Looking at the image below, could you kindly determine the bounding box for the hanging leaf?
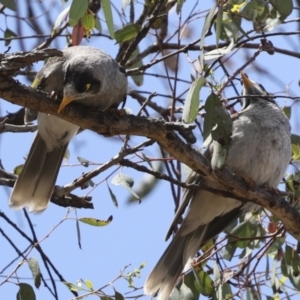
[269,0,293,21]
[77,156,90,167]
[203,93,232,169]
[114,24,141,43]
[76,218,81,249]
[69,0,88,27]
[176,0,185,14]
[102,0,115,38]
[14,164,24,175]
[215,5,223,46]
[17,283,36,300]
[85,279,93,290]
[0,0,16,11]
[182,76,206,123]
[193,269,214,296]
[199,5,217,68]
[4,28,17,46]
[107,185,118,207]
[53,6,70,32]
[81,11,96,35]
[27,258,41,289]
[122,0,131,13]
[79,215,113,227]
[282,106,291,119]
[204,40,235,60]
[129,47,144,86]
[115,291,125,300]
[112,174,141,200]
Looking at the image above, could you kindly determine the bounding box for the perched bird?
[144,73,291,300]
[9,45,127,213]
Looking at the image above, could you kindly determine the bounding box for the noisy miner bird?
[144,72,291,300]
[9,45,127,213]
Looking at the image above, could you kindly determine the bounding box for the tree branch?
[0,67,299,242]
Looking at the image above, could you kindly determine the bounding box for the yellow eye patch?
[85,83,91,91]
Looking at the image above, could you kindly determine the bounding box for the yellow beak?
[240,72,253,90]
[58,96,75,113]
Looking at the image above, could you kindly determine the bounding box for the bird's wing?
[165,147,212,241]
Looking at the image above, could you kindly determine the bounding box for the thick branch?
[0,76,299,241]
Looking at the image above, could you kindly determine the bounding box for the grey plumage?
[9,46,128,213]
[144,73,291,300]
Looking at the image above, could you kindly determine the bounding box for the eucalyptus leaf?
[182,76,206,123]
[79,216,113,227]
[69,0,88,27]
[112,174,141,200]
[102,0,115,38]
[27,258,41,289]
[17,283,36,300]
[114,24,141,43]
[0,0,16,11]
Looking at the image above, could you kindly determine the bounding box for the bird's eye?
[85,83,91,91]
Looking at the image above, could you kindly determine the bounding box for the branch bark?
[0,69,299,242]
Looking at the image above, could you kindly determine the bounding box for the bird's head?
[240,71,275,110]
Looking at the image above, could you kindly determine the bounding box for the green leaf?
[228,221,251,249]
[182,76,206,123]
[210,139,227,169]
[0,0,16,11]
[107,184,118,207]
[213,261,221,284]
[269,0,293,21]
[267,236,285,255]
[122,0,131,13]
[27,258,41,289]
[215,6,223,46]
[203,93,231,141]
[115,291,124,300]
[114,24,141,43]
[112,174,141,200]
[222,242,237,261]
[63,281,78,292]
[85,279,93,290]
[204,40,235,60]
[64,147,70,161]
[4,28,17,46]
[203,93,232,169]
[179,282,195,300]
[94,16,102,32]
[53,6,70,32]
[81,12,96,32]
[283,245,300,290]
[282,106,291,119]
[181,271,200,299]
[79,215,113,227]
[292,144,300,161]
[14,164,24,175]
[215,282,232,300]
[193,269,214,296]
[77,156,90,167]
[271,258,281,293]
[176,0,185,14]
[291,134,300,145]
[17,283,36,300]
[76,218,81,249]
[199,5,217,68]
[69,0,88,27]
[129,47,144,86]
[102,0,115,38]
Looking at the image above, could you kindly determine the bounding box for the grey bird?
[144,73,291,300]
[9,45,127,213]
